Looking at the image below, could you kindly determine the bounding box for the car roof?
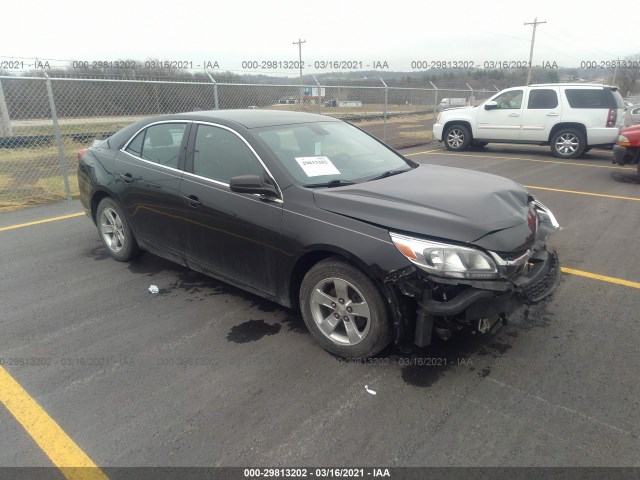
[104,109,342,149]
[172,109,341,129]
[529,83,616,89]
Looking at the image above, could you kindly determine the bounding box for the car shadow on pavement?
[123,250,310,336]
[610,170,640,184]
[88,243,555,388]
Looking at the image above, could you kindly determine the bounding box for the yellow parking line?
[406,149,635,171]
[405,149,442,156]
[0,212,85,232]
[524,185,640,201]
[0,366,107,480]
[561,267,640,289]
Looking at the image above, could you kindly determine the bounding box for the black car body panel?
[78,110,561,354]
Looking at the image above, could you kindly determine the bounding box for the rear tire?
[299,258,392,359]
[550,128,586,159]
[443,124,471,151]
[96,197,141,262]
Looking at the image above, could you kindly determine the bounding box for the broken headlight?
[390,232,499,279]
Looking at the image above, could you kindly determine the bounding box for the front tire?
[443,124,471,151]
[96,197,141,262]
[550,128,586,159]
[299,258,392,359]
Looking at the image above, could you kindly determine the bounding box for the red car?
[613,125,640,175]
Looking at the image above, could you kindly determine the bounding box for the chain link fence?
[0,76,497,210]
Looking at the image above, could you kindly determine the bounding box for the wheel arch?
[288,246,388,313]
[90,189,114,224]
[548,122,587,144]
[443,120,474,139]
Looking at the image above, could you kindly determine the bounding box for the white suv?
[433,83,625,159]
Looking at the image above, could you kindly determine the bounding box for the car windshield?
[254,122,412,186]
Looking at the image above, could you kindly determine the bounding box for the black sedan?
[78,110,561,358]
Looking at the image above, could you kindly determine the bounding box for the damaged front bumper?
[386,249,561,347]
[613,145,640,165]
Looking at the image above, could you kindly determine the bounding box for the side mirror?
[229,175,279,198]
[484,101,498,110]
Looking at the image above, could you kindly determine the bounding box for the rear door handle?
[183,195,202,208]
[508,113,520,117]
[547,112,560,116]
[119,173,134,184]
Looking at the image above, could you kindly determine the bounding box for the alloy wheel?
[100,207,125,253]
[447,128,466,149]
[554,133,580,156]
[309,277,371,345]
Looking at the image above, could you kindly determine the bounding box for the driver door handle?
[183,195,202,208]
[119,173,134,184]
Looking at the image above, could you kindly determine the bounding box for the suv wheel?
[443,124,471,151]
[96,197,141,262]
[299,258,392,359]
[550,128,586,159]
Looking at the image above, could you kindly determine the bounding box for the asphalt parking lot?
[1,143,639,475]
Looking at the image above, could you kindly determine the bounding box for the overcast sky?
[3,0,637,74]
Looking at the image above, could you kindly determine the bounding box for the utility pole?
[293,38,306,107]
[612,58,620,86]
[524,17,546,85]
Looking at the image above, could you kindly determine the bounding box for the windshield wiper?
[368,167,412,181]
[303,179,357,188]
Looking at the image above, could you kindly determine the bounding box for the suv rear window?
[565,89,616,109]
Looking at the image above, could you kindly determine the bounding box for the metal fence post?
[465,83,473,106]
[430,81,439,141]
[312,75,322,115]
[206,72,219,109]
[0,79,12,136]
[380,78,388,142]
[45,76,72,201]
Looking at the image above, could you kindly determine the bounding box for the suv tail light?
[606,108,617,128]
[77,148,88,162]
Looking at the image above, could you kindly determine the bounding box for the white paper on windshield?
[295,156,340,177]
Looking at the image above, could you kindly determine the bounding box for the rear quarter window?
[565,89,614,109]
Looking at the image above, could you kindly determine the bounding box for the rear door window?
[527,89,558,109]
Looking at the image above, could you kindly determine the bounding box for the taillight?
[77,148,88,162]
[606,108,616,128]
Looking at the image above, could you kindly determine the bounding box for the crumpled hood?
[313,165,536,252]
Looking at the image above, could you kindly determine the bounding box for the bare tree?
[617,53,640,97]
